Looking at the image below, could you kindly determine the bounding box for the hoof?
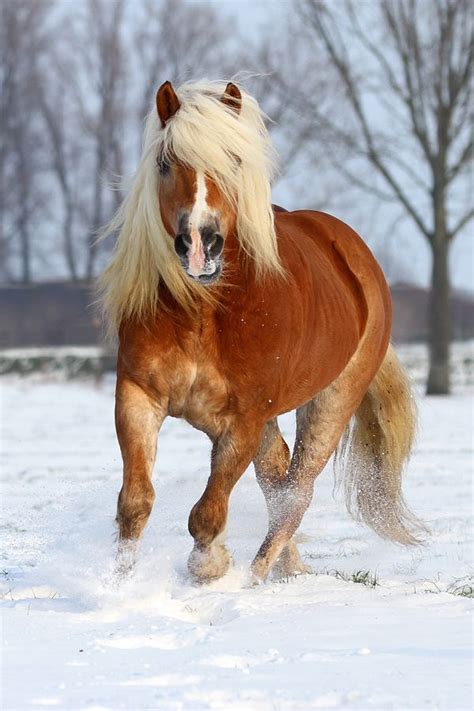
[272,560,313,580]
[114,540,138,580]
[249,571,265,587]
[272,540,312,580]
[251,539,312,582]
[188,542,232,583]
[250,556,269,584]
[114,559,135,580]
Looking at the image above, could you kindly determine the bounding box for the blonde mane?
[99,80,282,331]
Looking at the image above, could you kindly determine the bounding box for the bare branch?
[450,208,474,239]
[298,0,432,238]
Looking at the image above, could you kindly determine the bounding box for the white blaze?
[189,172,209,231]
[187,172,210,277]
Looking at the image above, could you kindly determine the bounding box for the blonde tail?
[335,345,426,545]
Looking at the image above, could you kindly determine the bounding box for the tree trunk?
[19,216,31,284]
[426,237,451,395]
[86,142,105,281]
[64,197,78,282]
[86,183,101,281]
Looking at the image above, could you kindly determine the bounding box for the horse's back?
[275,208,391,335]
[276,209,388,289]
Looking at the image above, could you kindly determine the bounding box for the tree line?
[0,0,472,394]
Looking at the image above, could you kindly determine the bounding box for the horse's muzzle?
[175,227,224,284]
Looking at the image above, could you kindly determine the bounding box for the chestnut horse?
[100,80,423,583]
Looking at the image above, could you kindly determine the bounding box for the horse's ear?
[221,82,242,115]
[156,81,180,127]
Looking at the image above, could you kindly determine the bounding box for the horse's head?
[155,81,241,285]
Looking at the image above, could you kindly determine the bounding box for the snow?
[1,374,472,710]
[0,347,103,360]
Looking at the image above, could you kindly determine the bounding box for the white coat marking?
[189,172,209,231]
[187,172,216,277]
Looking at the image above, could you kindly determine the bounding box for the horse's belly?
[278,335,359,413]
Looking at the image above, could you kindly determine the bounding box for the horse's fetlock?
[188,495,227,545]
[117,481,155,539]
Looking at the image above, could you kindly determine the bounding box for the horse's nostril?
[176,229,224,274]
[175,234,188,258]
[209,233,224,258]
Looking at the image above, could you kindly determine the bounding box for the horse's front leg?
[115,376,165,575]
[188,423,262,583]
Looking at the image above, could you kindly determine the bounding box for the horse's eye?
[157,157,171,177]
[231,154,241,172]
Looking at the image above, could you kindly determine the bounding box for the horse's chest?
[165,357,230,432]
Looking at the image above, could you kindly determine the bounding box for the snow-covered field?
[1,373,472,710]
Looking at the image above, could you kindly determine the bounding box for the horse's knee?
[117,480,155,539]
[188,491,227,546]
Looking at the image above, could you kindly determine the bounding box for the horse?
[100,79,424,584]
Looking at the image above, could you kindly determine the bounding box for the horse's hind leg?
[251,387,360,582]
[254,419,311,578]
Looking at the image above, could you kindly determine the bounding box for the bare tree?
[36,39,81,282]
[0,0,55,283]
[70,0,127,280]
[237,17,345,211]
[296,0,473,394]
